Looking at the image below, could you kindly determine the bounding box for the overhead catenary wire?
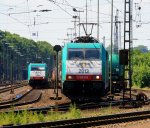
[105,0,137,23]
[0,1,25,8]
[0,12,28,26]
[48,0,73,17]
[1,0,150,49]
[26,0,32,39]
[0,0,148,26]
[49,0,112,17]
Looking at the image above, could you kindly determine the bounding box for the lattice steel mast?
[124,0,133,100]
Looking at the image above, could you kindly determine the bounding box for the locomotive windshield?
[31,67,45,71]
[68,49,84,60]
[85,49,100,59]
[68,49,100,60]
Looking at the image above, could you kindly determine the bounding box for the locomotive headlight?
[68,75,72,79]
[93,75,102,80]
[66,75,75,80]
[96,76,100,80]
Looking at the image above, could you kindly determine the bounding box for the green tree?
[132,50,150,87]
[0,30,55,80]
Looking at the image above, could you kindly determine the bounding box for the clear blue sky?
[0,0,150,49]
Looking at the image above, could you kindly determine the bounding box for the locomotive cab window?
[85,49,100,59]
[68,48,100,60]
[31,67,45,71]
[68,49,84,60]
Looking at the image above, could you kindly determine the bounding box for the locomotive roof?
[72,36,99,43]
[64,36,104,48]
[66,43,102,49]
[28,63,47,66]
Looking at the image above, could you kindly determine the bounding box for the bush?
[132,51,150,87]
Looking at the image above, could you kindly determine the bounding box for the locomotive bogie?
[62,81,105,96]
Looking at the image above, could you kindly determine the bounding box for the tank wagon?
[28,63,48,87]
[111,54,123,92]
[61,36,109,96]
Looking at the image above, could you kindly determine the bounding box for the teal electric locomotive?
[61,36,109,96]
[28,63,48,87]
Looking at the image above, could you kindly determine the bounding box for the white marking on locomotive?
[30,71,45,77]
[66,60,102,75]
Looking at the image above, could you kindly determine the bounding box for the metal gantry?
[124,0,133,100]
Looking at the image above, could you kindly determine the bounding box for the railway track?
[0,89,42,109]
[0,83,27,94]
[0,82,10,88]
[0,89,32,105]
[0,88,150,127]
[4,97,149,115]
[4,110,150,128]
[0,87,148,113]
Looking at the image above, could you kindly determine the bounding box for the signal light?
[119,50,128,65]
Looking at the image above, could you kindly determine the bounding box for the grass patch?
[132,85,150,91]
[0,104,81,126]
[0,104,125,126]
[81,105,122,118]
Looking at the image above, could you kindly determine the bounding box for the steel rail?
[4,110,150,128]
[2,98,149,115]
[0,90,42,109]
[0,89,32,105]
[0,83,27,93]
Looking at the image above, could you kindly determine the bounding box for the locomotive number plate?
[78,68,89,74]
[35,71,42,76]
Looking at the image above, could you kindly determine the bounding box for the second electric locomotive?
[28,63,48,87]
